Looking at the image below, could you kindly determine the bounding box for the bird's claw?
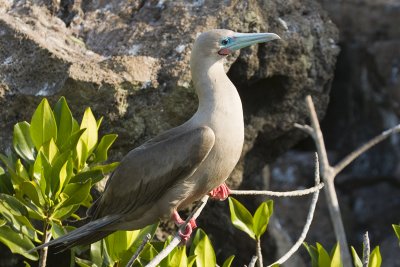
[172,210,197,243]
[209,182,231,200]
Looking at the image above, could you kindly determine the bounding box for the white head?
[191,29,280,63]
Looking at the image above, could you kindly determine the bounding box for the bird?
[30,29,280,251]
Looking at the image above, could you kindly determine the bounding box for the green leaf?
[13,122,35,162]
[21,181,45,207]
[42,138,59,164]
[222,255,235,267]
[30,98,57,150]
[369,246,382,267]
[93,134,118,163]
[51,204,79,221]
[60,129,86,153]
[92,162,119,175]
[0,193,28,217]
[253,200,273,239]
[0,225,38,260]
[351,247,362,267]
[193,229,216,267]
[75,257,97,267]
[76,137,88,170]
[15,159,29,181]
[316,243,331,267]
[304,243,319,267]
[90,241,104,267]
[105,230,140,262]
[56,179,92,209]
[0,170,14,195]
[54,97,74,147]
[34,152,52,196]
[80,107,98,154]
[96,117,103,130]
[228,197,255,239]
[170,246,187,267]
[330,243,342,267]
[69,169,103,184]
[187,255,197,267]
[393,224,400,243]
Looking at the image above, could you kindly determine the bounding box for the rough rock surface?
[0,0,339,266]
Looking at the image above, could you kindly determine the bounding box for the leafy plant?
[351,246,382,267]
[304,242,342,267]
[228,197,273,267]
[0,97,118,265]
[304,242,382,267]
[228,197,273,240]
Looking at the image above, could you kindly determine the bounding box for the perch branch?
[267,153,321,267]
[126,233,152,267]
[362,232,370,267]
[145,195,209,267]
[38,220,52,267]
[230,183,323,197]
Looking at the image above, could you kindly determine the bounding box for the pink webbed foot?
[172,210,197,242]
[209,182,231,200]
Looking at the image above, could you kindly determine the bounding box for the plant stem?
[38,220,51,267]
[256,238,263,267]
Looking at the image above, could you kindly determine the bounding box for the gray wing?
[89,125,215,219]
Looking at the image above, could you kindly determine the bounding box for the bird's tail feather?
[28,216,119,253]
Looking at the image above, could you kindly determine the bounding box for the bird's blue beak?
[218,32,280,55]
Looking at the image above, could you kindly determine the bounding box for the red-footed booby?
[30,29,280,251]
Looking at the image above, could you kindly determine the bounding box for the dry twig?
[267,153,321,267]
[126,233,152,267]
[362,232,370,267]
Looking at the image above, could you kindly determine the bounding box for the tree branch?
[295,95,352,266]
[248,256,258,267]
[256,238,263,267]
[230,183,323,197]
[126,233,152,267]
[267,153,321,267]
[333,124,400,176]
[145,195,209,267]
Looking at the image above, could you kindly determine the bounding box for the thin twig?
[362,232,370,267]
[256,238,263,267]
[333,124,400,176]
[267,153,321,267]
[126,233,152,267]
[248,256,258,267]
[145,195,209,267]
[296,96,352,266]
[230,183,323,197]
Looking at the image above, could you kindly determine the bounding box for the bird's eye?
[221,37,231,46]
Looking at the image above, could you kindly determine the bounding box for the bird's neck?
[190,57,243,125]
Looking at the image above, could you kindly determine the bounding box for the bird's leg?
[209,182,231,200]
[172,210,197,241]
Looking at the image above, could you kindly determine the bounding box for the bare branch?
[294,123,314,136]
[126,233,152,267]
[145,196,209,267]
[362,232,370,267]
[296,96,352,266]
[248,256,258,267]
[267,153,320,267]
[333,124,400,175]
[230,183,323,197]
